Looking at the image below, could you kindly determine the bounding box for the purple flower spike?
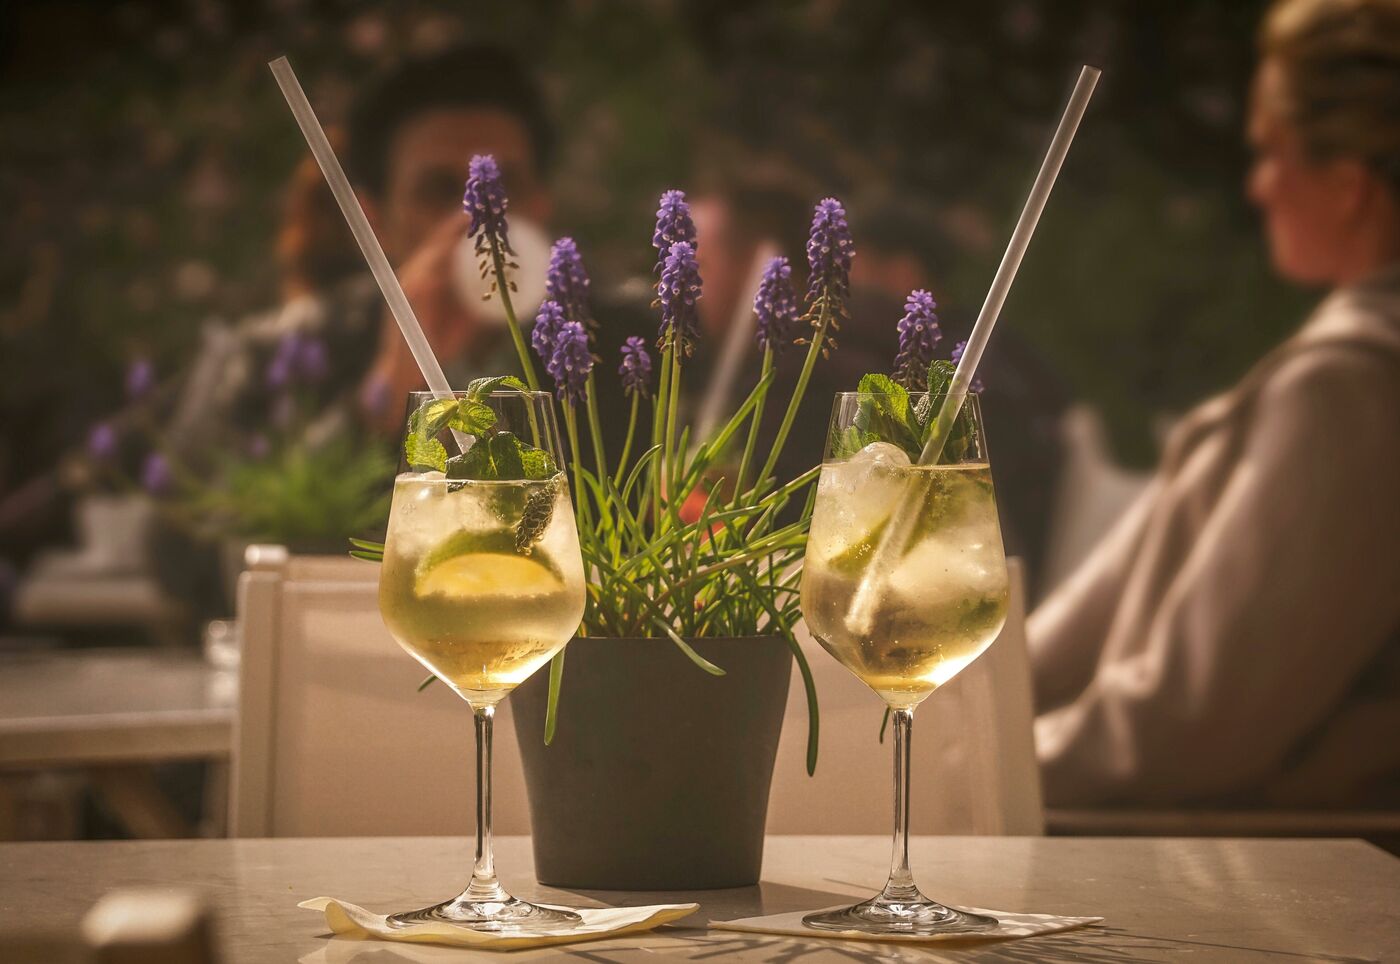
[547,320,593,405]
[894,289,941,388]
[87,422,119,462]
[546,237,592,331]
[754,256,800,353]
[125,358,156,401]
[658,241,702,355]
[652,190,696,273]
[141,452,173,496]
[266,332,300,390]
[247,434,272,460]
[805,197,855,303]
[951,339,985,392]
[296,336,329,384]
[463,154,512,254]
[532,300,567,367]
[619,336,653,398]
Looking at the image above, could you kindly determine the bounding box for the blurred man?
[1031,0,1400,810]
[167,44,555,451]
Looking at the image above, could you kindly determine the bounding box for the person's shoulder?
[1258,335,1400,435]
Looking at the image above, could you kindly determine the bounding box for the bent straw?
[845,65,1101,634]
[269,56,465,445]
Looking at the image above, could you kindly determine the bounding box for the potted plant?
[357,157,853,889]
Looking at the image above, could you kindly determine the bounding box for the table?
[2,836,1396,962]
[0,649,235,838]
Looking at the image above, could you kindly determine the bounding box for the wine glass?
[378,390,585,932]
[800,392,1008,935]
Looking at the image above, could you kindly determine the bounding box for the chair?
[233,547,1041,840]
[1039,405,1154,596]
[230,547,532,837]
[766,559,1043,835]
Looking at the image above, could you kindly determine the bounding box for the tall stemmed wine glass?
[378,390,585,932]
[800,392,1008,935]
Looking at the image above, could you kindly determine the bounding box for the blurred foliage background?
[1,0,1310,488]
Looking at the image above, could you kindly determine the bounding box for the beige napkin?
[300,897,697,951]
[712,904,1102,944]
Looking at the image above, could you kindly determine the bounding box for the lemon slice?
[413,528,562,598]
[415,552,562,599]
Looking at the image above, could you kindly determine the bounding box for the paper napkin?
[301,897,697,951]
[712,904,1102,944]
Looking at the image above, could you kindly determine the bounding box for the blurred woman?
[1031,0,1400,808]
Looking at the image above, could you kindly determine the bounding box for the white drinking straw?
[268,56,457,405]
[845,65,1101,634]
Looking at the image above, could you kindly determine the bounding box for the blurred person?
[167,44,555,451]
[1031,0,1400,809]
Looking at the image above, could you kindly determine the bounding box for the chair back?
[230,547,531,837]
[766,558,1043,835]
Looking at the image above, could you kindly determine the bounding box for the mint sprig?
[847,360,979,463]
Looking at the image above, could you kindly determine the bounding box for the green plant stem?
[755,296,835,489]
[489,244,540,391]
[649,347,673,525]
[612,395,640,489]
[584,372,608,480]
[544,648,566,745]
[562,406,591,533]
[664,346,683,500]
[732,348,773,503]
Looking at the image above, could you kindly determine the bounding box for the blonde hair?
[1261,0,1400,190]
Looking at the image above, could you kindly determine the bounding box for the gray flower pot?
[512,635,792,890]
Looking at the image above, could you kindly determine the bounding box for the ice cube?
[814,442,916,556]
[851,440,912,470]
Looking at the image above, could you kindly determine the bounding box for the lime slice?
[414,529,562,598]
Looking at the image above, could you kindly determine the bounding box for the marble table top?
[1,835,1396,962]
[0,648,234,768]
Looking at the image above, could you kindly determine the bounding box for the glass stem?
[882,706,919,902]
[466,704,505,903]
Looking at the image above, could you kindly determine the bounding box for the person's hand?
[361,214,481,430]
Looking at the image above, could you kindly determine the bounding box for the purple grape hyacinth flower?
[658,241,702,356]
[125,358,156,401]
[532,300,567,367]
[951,339,985,392]
[894,289,941,388]
[652,190,696,273]
[545,237,591,330]
[619,336,653,398]
[805,197,855,304]
[265,333,300,390]
[141,452,173,496]
[87,422,119,462]
[754,256,800,353]
[463,154,512,255]
[547,320,593,405]
[296,336,329,384]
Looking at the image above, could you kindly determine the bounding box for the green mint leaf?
[405,433,447,473]
[854,373,919,457]
[450,400,497,436]
[520,446,558,480]
[831,425,878,460]
[446,431,534,481]
[925,359,955,397]
[404,397,458,472]
[466,375,529,400]
[486,431,526,479]
[920,359,978,463]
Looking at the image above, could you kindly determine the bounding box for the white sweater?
[1031,267,1400,808]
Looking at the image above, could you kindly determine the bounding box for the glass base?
[804,893,997,936]
[388,894,581,934]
